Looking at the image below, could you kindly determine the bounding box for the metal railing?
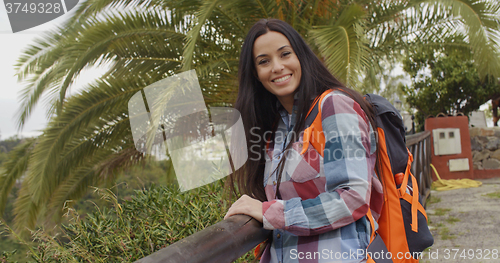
[136,131,433,263]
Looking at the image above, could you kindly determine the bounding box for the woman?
[224,19,383,263]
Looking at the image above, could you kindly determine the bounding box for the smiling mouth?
[272,74,292,83]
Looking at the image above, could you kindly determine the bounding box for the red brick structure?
[425,116,474,180]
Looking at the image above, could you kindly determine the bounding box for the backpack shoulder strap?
[300,90,332,155]
[305,97,320,128]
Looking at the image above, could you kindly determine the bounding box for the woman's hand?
[224,194,263,222]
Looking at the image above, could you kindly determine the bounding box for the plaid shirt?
[260,90,382,263]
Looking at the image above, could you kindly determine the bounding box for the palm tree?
[1,0,499,233]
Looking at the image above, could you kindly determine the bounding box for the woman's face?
[253,31,302,109]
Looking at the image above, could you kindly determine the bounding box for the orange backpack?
[302,90,434,263]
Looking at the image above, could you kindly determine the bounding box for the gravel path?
[420,177,500,263]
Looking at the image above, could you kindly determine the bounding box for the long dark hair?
[231,18,376,202]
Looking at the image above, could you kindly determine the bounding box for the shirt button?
[299,143,303,148]
[273,181,276,186]
[277,155,281,159]
[277,234,281,239]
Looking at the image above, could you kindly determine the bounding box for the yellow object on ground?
[430,164,482,191]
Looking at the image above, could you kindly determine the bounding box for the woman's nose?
[272,61,284,73]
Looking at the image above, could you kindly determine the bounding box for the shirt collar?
[277,96,298,131]
[276,92,319,130]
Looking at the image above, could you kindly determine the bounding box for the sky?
[1,2,43,139]
[0,0,105,139]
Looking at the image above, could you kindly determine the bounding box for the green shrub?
[2,182,255,262]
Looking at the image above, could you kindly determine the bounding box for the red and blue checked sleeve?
[262,92,377,236]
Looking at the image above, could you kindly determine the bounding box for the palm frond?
[310,3,370,87]
[0,139,36,216]
[420,0,500,78]
[181,0,220,71]
[45,147,143,224]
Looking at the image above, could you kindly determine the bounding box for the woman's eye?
[258,59,269,65]
[282,51,291,57]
